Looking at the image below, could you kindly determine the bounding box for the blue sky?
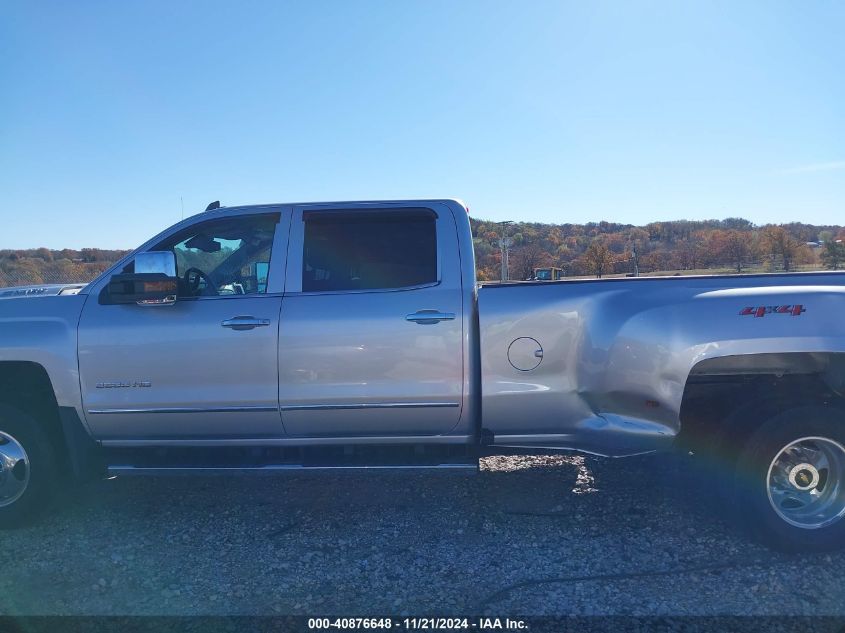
[1,1,843,249]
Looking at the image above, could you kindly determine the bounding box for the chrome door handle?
[221,316,271,331]
[405,310,456,325]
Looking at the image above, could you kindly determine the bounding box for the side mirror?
[103,251,178,306]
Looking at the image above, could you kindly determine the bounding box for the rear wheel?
[0,405,58,527]
[734,406,845,551]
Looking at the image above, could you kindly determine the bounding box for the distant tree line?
[471,218,845,280]
[2,217,844,288]
[0,248,130,287]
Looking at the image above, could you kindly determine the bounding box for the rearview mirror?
[184,234,221,253]
[103,251,178,305]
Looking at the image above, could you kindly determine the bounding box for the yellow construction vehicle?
[532,267,565,281]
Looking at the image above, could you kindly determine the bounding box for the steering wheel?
[183,267,218,296]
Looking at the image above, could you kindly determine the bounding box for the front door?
[78,211,288,440]
[278,204,464,437]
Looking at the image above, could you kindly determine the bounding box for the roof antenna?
[205,201,221,212]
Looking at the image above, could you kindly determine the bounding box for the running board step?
[107,463,478,476]
[101,443,479,474]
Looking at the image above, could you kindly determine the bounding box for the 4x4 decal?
[740,305,806,318]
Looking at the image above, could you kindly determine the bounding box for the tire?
[0,404,58,528]
[734,405,845,551]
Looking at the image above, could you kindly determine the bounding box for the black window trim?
[297,207,442,296]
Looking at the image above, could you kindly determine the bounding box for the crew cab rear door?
[278,203,464,437]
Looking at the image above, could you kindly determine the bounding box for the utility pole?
[497,221,513,281]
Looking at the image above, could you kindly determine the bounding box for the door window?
[302,210,437,292]
[153,214,279,297]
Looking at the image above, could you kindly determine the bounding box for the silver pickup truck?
[2,199,845,550]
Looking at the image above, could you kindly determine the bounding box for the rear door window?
[302,210,437,292]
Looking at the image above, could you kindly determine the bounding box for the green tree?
[821,241,845,270]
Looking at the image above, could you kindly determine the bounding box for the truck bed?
[478,271,845,456]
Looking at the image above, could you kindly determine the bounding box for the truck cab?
[79,200,478,450]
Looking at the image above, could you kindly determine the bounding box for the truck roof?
[199,198,469,217]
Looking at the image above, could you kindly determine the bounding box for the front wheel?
[0,405,58,528]
[735,406,845,551]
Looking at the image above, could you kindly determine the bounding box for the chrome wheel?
[767,436,845,529]
[0,431,30,508]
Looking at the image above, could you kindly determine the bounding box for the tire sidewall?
[735,405,845,551]
[0,404,56,527]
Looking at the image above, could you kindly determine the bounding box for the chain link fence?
[0,258,125,288]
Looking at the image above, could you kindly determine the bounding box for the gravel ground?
[1,453,844,616]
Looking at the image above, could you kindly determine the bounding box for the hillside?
[472,218,845,280]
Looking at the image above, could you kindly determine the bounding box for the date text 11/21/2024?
[307,618,528,630]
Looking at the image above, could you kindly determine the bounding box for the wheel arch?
[0,361,100,480]
[677,351,845,459]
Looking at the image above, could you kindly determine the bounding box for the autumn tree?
[761,226,805,272]
[511,242,553,280]
[582,239,614,278]
[640,250,672,273]
[675,236,703,270]
[722,230,753,273]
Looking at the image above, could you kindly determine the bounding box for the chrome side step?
[107,463,478,476]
